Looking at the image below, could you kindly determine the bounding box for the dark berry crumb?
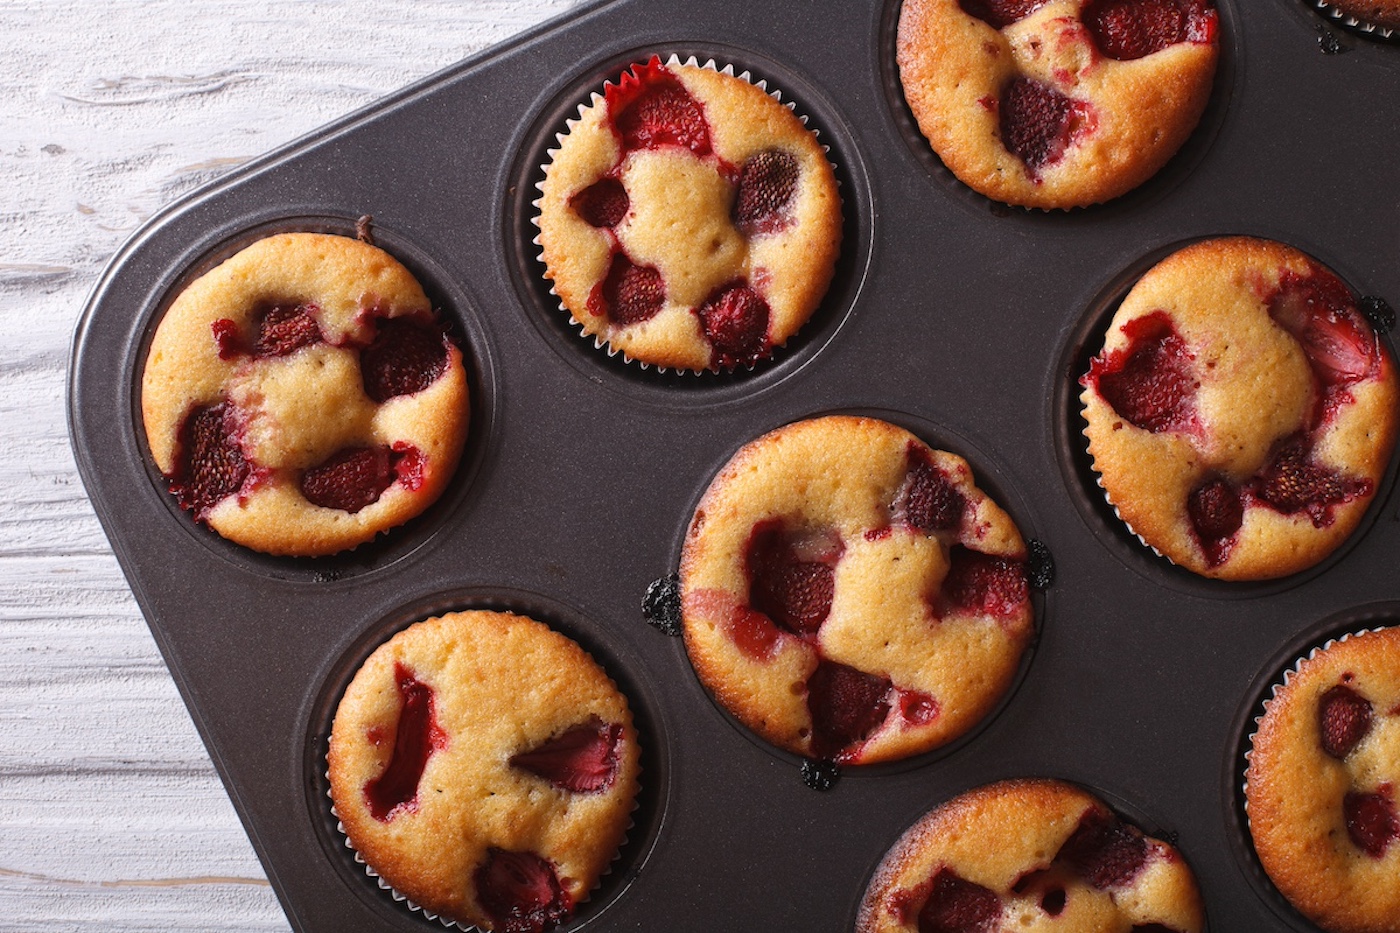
[1316,25,1346,55]
[800,758,839,791]
[642,573,683,636]
[1358,296,1396,334]
[1027,539,1054,590]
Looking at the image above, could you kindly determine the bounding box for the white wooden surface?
[0,3,576,929]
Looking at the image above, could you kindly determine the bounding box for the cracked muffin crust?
[536,57,842,371]
[328,610,641,933]
[140,232,469,556]
[896,0,1219,208]
[680,415,1034,765]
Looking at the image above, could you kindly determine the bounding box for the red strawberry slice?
[1344,789,1399,858]
[1252,435,1370,527]
[1319,684,1373,759]
[171,402,250,519]
[697,282,770,368]
[606,58,712,156]
[958,0,1047,29]
[589,251,665,326]
[806,659,892,761]
[570,177,629,228]
[1083,0,1214,61]
[1086,310,1197,433]
[1186,476,1242,567]
[733,149,800,237]
[896,445,965,533]
[746,522,842,636]
[728,605,782,660]
[1269,269,1377,388]
[897,689,940,725]
[509,718,623,793]
[211,318,242,359]
[254,303,323,357]
[360,317,450,403]
[918,869,1003,933]
[474,848,573,933]
[1055,809,1150,889]
[1000,77,1088,173]
[365,663,446,821]
[940,547,1029,617]
[300,446,394,513]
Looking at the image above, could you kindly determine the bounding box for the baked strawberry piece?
[141,232,469,556]
[1081,237,1397,580]
[680,416,1034,765]
[857,779,1205,933]
[1246,626,1400,933]
[328,610,641,932]
[896,0,1219,208]
[536,57,842,371]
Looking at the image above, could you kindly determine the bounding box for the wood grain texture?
[1,2,576,929]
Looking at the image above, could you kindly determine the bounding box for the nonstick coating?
[70,1,1400,930]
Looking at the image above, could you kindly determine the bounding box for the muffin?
[141,232,469,556]
[1080,237,1398,580]
[857,778,1205,933]
[327,610,641,932]
[1317,0,1400,31]
[535,56,842,371]
[680,415,1034,765]
[896,0,1219,209]
[1245,626,1400,933]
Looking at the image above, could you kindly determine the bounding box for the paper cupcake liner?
[529,53,842,375]
[325,758,641,932]
[1313,0,1398,39]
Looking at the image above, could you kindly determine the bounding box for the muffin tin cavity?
[505,47,873,410]
[879,0,1240,216]
[1054,237,1399,599]
[671,408,1050,779]
[303,588,669,932]
[1226,605,1400,932]
[132,215,497,583]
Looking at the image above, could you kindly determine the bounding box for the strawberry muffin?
[1246,627,1400,933]
[896,0,1219,209]
[141,232,469,557]
[535,56,842,371]
[680,416,1034,765]
[857,779,1205,933]
[1080,237,1397,580]
[1319,0,1400,30]
[328,610,641,933]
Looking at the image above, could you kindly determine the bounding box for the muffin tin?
[68,1,1400,931]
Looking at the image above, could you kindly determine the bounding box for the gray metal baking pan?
[70,0,1400,929]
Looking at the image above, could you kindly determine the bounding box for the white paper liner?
[325,757,641,932]
[1314,0,1397,38]
[529,53,842,375]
